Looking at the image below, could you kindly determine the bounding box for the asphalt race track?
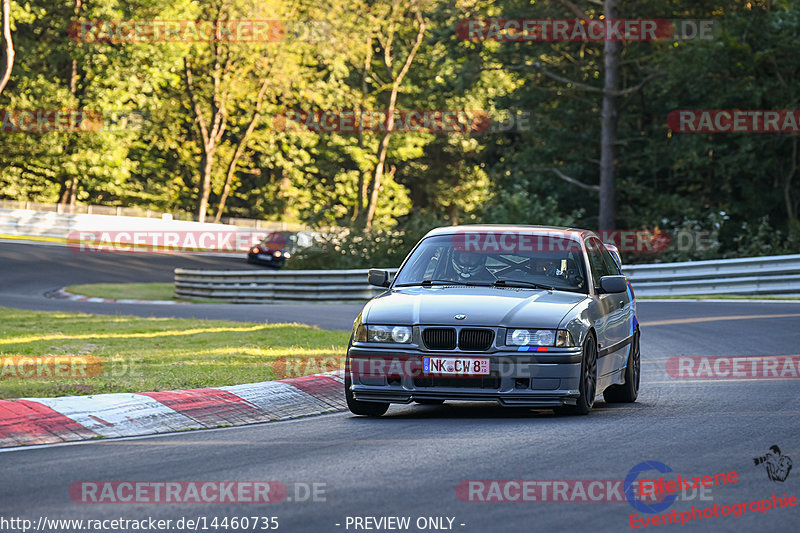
[1,240,800,532]
[0,241,363,330]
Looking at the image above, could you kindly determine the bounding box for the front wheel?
[603,328,640,403]
[345,372,389,417]
[555,333,597,416]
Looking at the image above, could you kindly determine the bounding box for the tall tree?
[0,0,14,96]
[363,0,426,229]
[598,0,619,230]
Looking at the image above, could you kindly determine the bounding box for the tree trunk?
[785,137,798,223]
[65,3,81,208]
[279,171,291,218]
[198,150,215,222]
[0,0,14,96]
[214,77,270,223]
[58,180,70,205]
[598,0,619,231]
[365,128,392,230]
[364,7,426,229]
[67,177,78,206]
[352,34,374,224]
[184,56,227,223]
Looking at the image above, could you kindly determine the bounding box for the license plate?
[257,254,273,260]
[422,356,490,376]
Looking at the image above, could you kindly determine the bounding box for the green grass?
[0,307,350,399]
[66,282,178,301]
[638,294,800,300]
[65,282,365,304]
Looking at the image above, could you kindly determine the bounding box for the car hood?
[364,286,586,329]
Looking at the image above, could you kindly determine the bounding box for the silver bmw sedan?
[345,225,640,416]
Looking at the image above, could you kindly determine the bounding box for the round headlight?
[391,326,411,343]
[507,329,556,346]
[511,329,530,345]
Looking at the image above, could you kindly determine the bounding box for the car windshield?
[259,232,297,251]
[393,233,588,293]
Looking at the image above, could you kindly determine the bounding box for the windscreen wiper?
[395,279,491,287]
[492,279,554,291]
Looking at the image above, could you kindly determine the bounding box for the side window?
[423,247,443,278]
[585,237,607,286]
[600,247,621,275]
[401,246,437,281]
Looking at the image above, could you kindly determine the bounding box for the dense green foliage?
[1,0,798,265]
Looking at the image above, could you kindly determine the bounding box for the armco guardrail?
[0,208,316,256]
[623,254,800,296]
[0,208,312,248]
[175,255,800,302]
[174,268,399,303]
[0,207,239,242]
[0,200,308,230]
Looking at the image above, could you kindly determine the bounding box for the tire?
[555,333,598,416]
[603,328,640,403]
[414,399,445,405]
[345,370,389,417]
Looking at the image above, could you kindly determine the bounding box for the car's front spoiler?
[347,346,583,407]
[348,345,583,364]
[351,388,579,407]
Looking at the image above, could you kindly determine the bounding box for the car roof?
[423,224,595,240]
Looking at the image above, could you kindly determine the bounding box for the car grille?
[414,375,501,389]
[422,328,457,350]
[458,328,495,351]
[421,327,495,351]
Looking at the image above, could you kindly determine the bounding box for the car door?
[597,243,633,372]
[584,236,616,378]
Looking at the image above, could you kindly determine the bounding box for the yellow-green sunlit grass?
[0,307,349,399]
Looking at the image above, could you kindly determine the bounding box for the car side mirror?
[599,275,628,294]
[368,269,391,288]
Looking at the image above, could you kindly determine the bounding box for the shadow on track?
[342,400,645,421]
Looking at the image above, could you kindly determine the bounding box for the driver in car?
[451,250,495,282]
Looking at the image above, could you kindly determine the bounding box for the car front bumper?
[347,345,583,407]
[247,252,286,267]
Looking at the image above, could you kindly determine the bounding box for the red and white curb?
[51,287,187,305]
[0,371,345,448]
